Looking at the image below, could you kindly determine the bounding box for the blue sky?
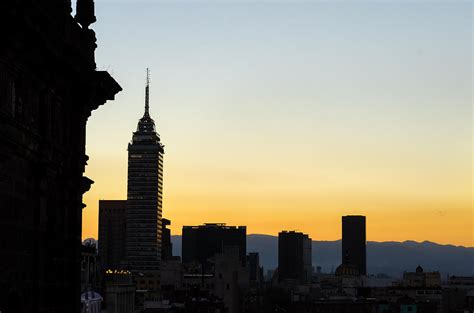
[82,1,472,245]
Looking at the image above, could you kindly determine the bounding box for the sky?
[82,0,472,247]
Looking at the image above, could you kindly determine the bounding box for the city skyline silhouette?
[1,1,472,312]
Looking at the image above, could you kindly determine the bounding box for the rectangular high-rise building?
[182,223,246,270]
[342,215,366,275]
[125,71,165,273]
[278,231,312,284]
[247,252,263,285]
[98,200,126,271]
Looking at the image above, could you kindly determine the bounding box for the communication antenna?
[145,68,150,116]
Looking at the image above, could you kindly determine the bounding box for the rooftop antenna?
[145,68,150,117]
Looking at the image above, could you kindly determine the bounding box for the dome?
[416,265,424,273]
[81,291,103,302]
[335,262,360,277]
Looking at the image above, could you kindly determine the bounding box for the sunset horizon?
[81,1,471,247]
[2,1,472,312]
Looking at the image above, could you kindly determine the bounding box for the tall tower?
[125,69,165,276]
[278,231,312,284]
[341,215,366,275]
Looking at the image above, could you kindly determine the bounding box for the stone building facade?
[0,1,121,312]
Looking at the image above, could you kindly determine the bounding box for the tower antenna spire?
[145,68,150,117]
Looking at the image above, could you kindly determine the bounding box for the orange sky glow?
[81,1,472,247]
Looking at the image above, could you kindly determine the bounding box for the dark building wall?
[98,200,126,271]
[0,1,120,312]
[162,218,173,260]
[81,244,99,292]
[182,224,246,270]
[247,252,261,284]
[278,231,312,284]
[104,273,135,313]
[342,215,367,275]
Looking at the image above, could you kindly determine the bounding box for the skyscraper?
[98,200,127,271]
[341,215,366,275]
[182,223,247,271]
[247,252,263,286]
[125,69,165,273]
[278,231,312,284]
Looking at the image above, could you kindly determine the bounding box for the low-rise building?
[81,244,100,293]
[80,291,103,313]
[104,270,135,313]
[400,265,441,288]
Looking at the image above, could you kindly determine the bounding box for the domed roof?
[335,262,360,277]
[335,250,360,277]
[416,265,424,273]
[81,291,103,302]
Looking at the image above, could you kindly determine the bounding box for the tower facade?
[341,215,366,275]
[278,231,312,284]
[182,223,247,271]
[98,200,127,271]
[125,70,164,273]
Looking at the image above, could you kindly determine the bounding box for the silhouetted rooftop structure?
[342,215,367,276]
[278,231,312,284]
[182,223,247,271]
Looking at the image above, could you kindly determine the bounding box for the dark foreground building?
[247,252,263,287]
[278,231,312,284]
[342,215,367,275]
[98,200,127,271]
[0,1,121,312]
[182,223,246,270]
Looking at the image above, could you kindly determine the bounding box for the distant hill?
[171,234,473,278]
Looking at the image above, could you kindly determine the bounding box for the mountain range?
[171,234,473,278]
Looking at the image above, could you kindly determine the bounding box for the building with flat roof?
[247,252,263,286]
[278,231,312,284]
[99,200,126,271]
[342,215,367,275]
[182,223,246,271]
[104,271,135,313]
